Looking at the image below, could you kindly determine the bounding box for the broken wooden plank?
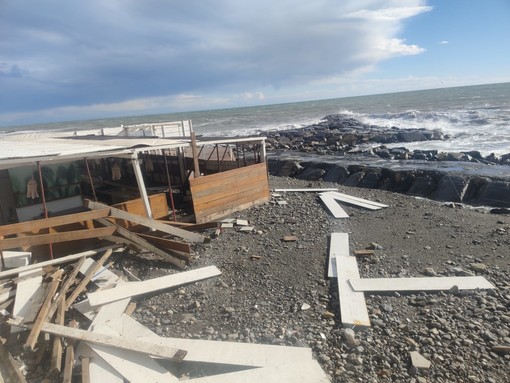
[9,318,187,361]
[97,219,187,269]
[332,233,370,328]
[25,269,64,350]
[87,266,222,307]
[318,194,349,218]
[321,191,388,210]
[50,301,65,374]
[65,250,113,309]
[62,321,79,383]
[0,208,110,237]
[0,246,120,280]
[137,233,191,255]
[353,249,375,257]
[327,233,349,278]
[80,356,91,383]
[0,227,115,251]
[85,199,206,243]
[349,276,495,292]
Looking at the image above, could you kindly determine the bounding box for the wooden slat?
[85,200,206,243]
[195,197,269,224]
[112,193,168,220]
[192,183,269,211]
[318,194,349,218]
[0,208,110,237]
[65,250,113,309]
[9,319,187,361]
[349,276,495,292]
[97,219,187,269]
[332,233,370,328]
[87,266,222,307]
[190,162,266,186]
[273,188,338,192]
[0,227,116,250]
[24,269,64,350]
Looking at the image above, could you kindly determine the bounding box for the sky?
[1,0,509,127]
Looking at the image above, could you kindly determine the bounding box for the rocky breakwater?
[266,114,510,208]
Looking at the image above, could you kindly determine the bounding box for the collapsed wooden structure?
[0,120,270,261]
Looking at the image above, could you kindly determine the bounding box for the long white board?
[333,232,370,328]
[87,266,221,307]
[321,191,388,210]
[327,233,349,278]
[349,276,495,292]
[318,194,349,218]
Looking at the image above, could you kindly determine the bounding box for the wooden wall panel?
[111,193,169,228]
[190,163,269,223]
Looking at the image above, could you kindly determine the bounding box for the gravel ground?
[122,175,510,382]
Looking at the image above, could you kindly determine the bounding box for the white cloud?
[439,40,449,45]
[0,0,432,125]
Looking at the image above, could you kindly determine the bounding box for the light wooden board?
[87,266,221,307]
[349,276,495,292]
[327,233,349,278]
[273,188,338,192]
[318,194,349,218]
[86,200,206,243]
[0,227,115,250]
[9,319,186,361]
[333,233,370,328]
[321,191,387,210]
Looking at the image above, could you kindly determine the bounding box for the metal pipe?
[37,161,53,259]
[84,158,98,201]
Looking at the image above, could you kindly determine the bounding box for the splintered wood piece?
[87,266,222,307]
[124,302,137,316]
[81,356,91,383]
[353,250,375,257]
[24,269,64,350]
[50,301,65,374]
[65,249,113,309]
[282,235,298,242]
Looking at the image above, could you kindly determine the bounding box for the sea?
[2,82,510,157]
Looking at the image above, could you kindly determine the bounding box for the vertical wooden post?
[131,155,153,220]
[191,132,200,178]
[163,150,177,222]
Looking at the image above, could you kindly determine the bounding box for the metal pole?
[37,161,53,259]
[84,158,97,201]
[163,150,177,222]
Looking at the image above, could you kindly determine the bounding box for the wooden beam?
[349,276,495,292]
[65,250,113,309]
[318,194,349,218]
[96,219,187,269]
[24,269,64,350]
[0,227,116,250]
[273,188,338,192]
[0,208,110,237]
[50,301,65,374]
[87,266,221,307]
[85,200,207,243]
[137,233,191,254]
[8,319,188,361]
[332,233,371,328]
[81,356,91,383]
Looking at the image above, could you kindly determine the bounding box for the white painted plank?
[0,247,118,279]
[327,233,349,278]
[11,269,42,333]
[1,251,31,268]
[318,194,349,218]
[349,276,495,292]
[273,188,338,192]
[80,258,121,287]
[334,233,370,328]
[321,191,387,210]
[87,266,221,307]
[80,344,124,383]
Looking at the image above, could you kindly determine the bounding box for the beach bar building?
[0,121,269,261]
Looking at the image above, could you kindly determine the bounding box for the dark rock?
[322,165,349,183]
[344,172,365,187]
[477,181,510,207]
[407,176,437,197]
[296,166,326,181]
[431,175,469,202]
[358,172,381,189]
